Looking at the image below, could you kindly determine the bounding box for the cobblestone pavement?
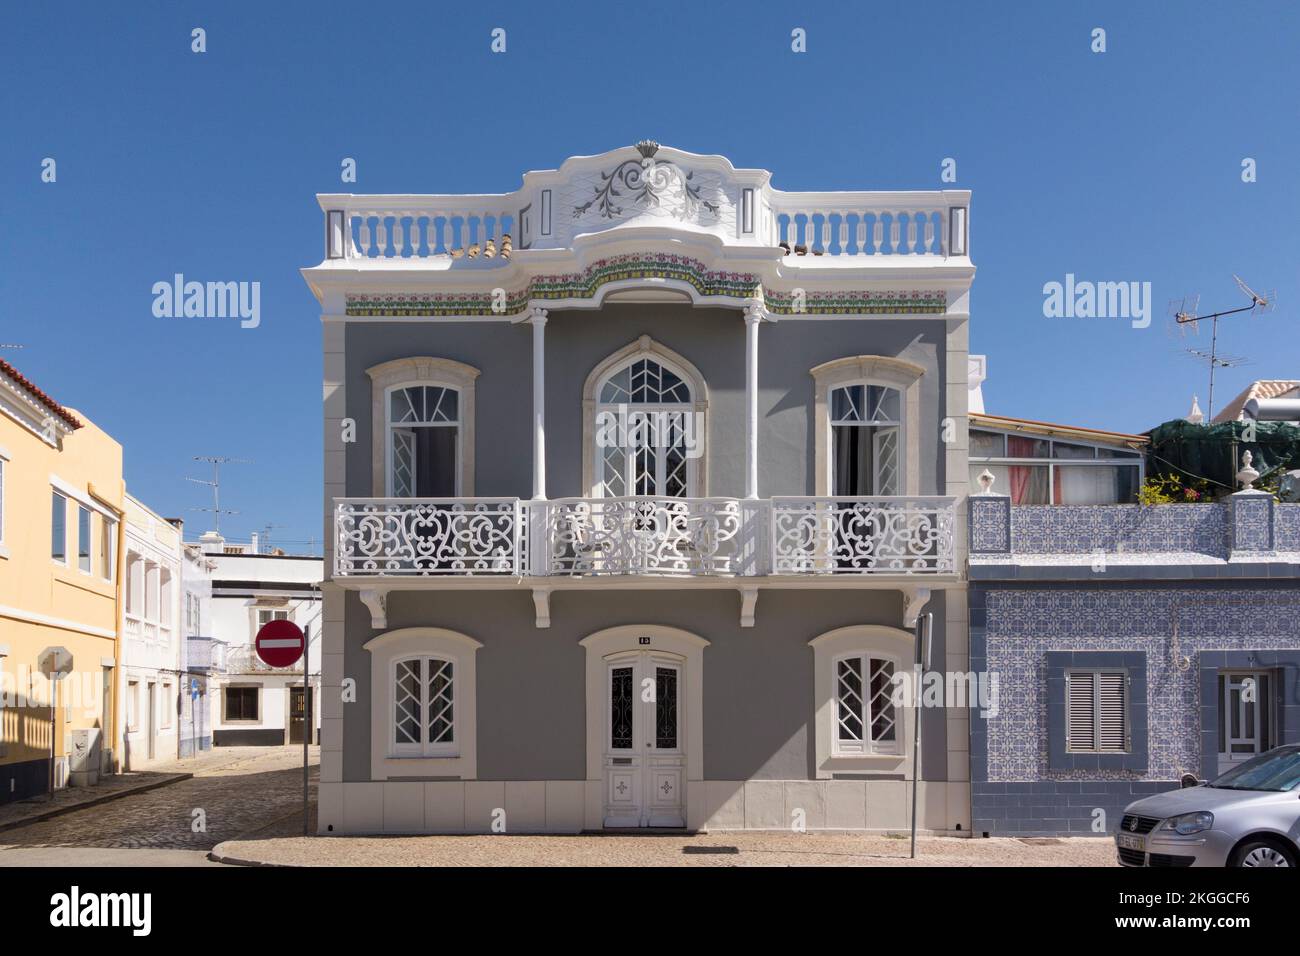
[0,747,318,859]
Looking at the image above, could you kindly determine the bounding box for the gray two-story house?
[302,143,975,834]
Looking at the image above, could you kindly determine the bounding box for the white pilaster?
[744,302,762,500]
[528,305,548,501]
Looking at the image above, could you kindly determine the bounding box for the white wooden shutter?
[1097,672,1128,752]
[1066,671,1096,752]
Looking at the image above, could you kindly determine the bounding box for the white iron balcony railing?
[335,498,524,576]
[769,497,956,574]
[334,496,956,579]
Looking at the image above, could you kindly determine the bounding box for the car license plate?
[1117,833,1145,851]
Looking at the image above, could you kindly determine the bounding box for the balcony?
[335,496,956,580]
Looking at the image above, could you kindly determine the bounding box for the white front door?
[1219,670,1273,773]
[602,651,685,828]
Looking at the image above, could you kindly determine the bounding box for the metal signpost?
[909,614,932,860]
[38,647,73,801]
[253,617,310,836]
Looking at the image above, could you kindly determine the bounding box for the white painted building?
[179,542,218,756]
[119,496,184,769]
[200,532,322,746]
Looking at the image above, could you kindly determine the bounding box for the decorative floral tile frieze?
[345,254,948,317]
[983,588,1300,783]
[1009,504,1227,556]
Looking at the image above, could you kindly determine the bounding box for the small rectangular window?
[0,457,6,545]
[834,654,899,755]
[1067,669,1128,753]
[51,492,67,563]
[225,687,259,721]
[127,681,139,731]
[161,684,173,728]
[77,505,91,572]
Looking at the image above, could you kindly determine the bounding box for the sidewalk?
[211,831,1118,867]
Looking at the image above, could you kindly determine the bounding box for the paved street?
[0,747,318,867]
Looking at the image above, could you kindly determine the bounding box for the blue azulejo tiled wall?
[969,581,1300,836]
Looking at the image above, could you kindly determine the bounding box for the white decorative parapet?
[319,145,970,263]
[770,497,957,574]
[334,496,958,578]
[335,498,523,576]
[767,194,965,257]
[530,497,752,576]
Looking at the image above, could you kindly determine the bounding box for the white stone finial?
[977,468,996,495]
[1238,450,1260,490]
[1186,395,1204,424]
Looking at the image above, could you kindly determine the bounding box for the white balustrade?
[341,199,517,260]
[532,497,750,576]
[770,497,956,574]
[335,498,523,576]
[334,496,956,578]
[767,196,958,257]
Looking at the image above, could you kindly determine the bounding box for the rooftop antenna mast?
[1173,276,1275,420]
[260,522,289,554]
[185,456,251,534]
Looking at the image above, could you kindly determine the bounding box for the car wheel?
[1231,840,1296,868]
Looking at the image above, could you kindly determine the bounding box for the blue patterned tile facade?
[1229,493,1273,552]
[1276,503,1300,551]
[982,588,1300,783]
[969,495,1010,553]
[1008,504,1226,555]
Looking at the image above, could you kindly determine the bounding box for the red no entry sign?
[254,618,305,668]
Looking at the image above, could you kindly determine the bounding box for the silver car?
[1116,745,1300,867]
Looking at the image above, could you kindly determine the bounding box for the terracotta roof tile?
[1211,380,1300,423]
[0,358,82,429]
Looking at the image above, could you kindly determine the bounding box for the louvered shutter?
[1067,672,1096,752]
[1097,672,1128,752]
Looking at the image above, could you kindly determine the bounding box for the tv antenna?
[259,522,289,554]
[0,344,25,351]
[1172,276,1275,420]
[185,456,252,534]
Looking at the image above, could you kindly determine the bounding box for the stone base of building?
[0,757,52,804]
[316,779,970,836]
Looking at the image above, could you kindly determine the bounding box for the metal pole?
[303,623,310,837]
[49,677,57,802]
[909,613,931,860]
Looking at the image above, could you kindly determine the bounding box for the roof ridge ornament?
[635,140,660,159]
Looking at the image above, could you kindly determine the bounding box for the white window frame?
[51,490,67,565]
[76,504,92,574]
[366,357,480,498]
[126,680,139,732]
[581,337,710,498]
[809,625,916,777]
[0,647,7,756]
[592,353,700,499]
[161,682,173,729]
[831,650,901,756]
[390,654,458,758]
[364,627,481,780]
[99,514,117,582]
[1065,668,1130,754]
[384,382,463,497]
[811,356,924,498]
[827,382,904,498]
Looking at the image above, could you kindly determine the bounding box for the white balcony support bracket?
[743,301,763,500]
[531,587,552,629]
[359,588,389,630]
[528,305,548,501]
[902,585,932,628]
[738,586,759,628]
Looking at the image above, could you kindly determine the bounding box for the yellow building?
[0,358,124,802]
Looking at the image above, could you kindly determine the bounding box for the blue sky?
[3,0,1297,548]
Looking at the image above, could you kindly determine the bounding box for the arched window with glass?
[828,383,902,496]
[386,384,460,497]
[595,357,696,498]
